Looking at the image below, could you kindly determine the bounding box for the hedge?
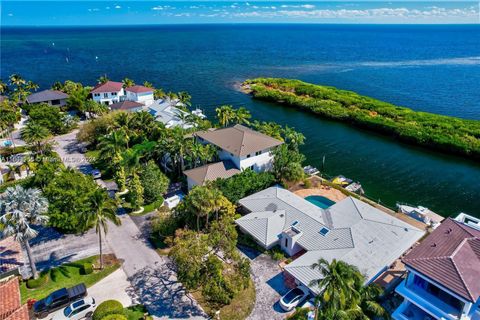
[82,263,93,275]
[101,315,127,320]
[92,300,124,320]
[26,276,48,289]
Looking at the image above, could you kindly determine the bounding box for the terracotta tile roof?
[26,90,68,104]
[184,160,240,186]
[0,278,22,320]
[90,81,123,93]
[0,237,24,275]
[125,85,153,94]
[5,305,28,320]
[196,124,283,157]
[402,218,480,302]
[109,100,144,111]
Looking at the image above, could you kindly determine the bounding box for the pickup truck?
[33,283,87,318]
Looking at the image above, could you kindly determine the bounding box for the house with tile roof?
[26,89,69,106]
[90,81,125,105]
[392,216,480,320]
[184,125,283,189]
[0,278,29,320]
[235,187,425,295]
[148,99,205,129]
[0,237,24,280]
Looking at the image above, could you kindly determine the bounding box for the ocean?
[1,24,480,216]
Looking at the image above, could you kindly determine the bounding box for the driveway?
[105,214,207,319]
[53,130,93,174]
[239,246,290,320]
[88,269,134,307]
[30,226,108,271]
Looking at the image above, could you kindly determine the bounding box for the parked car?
[279,286,310,311]
[91,169,102,179]
[34,283,87,318]
[52,297,96,320]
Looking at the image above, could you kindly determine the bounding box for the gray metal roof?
[184,160,241,185]
[236,187,425,294]
[148,99,184,125]
[26,90,68,104]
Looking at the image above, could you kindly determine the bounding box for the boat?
[397,204,444,228]
[331,175,352,187]
[303,165,319,176]
[345,182,364,195]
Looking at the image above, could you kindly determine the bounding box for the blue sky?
[2,1,479,25]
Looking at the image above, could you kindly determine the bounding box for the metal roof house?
[183,125,283,189]
[26,90,69,106]
[393,216,480,320]
[236,187,425,295]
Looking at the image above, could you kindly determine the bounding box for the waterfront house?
[148,99,206,129]
[184,125,283,189]
[90,81,124,105]
[125,85,154,106]
[235,187,425,295]
[392,216,480,320]
[26,89,69,106]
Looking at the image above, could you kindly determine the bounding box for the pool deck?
[294,187,347,202]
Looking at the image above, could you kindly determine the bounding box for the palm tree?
[98,130,129,163]
[97,75,109,84]
[310,258,363,313]
[21,122,51,154]
[51,81,64,91]
[83,188,120,269]
[234,107,251,125]
[143,81,154,88]
[177,91,192,108]
[0,186,49,279]
[9,74,25,87]
[154,88,165,100]
[0,80,8,94]
[215,105,236,127]
[122,78,135,88]
[25,81,39,92]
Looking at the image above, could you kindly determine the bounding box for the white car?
[91,169,102,179]
[279,286,310,311]
[52,297,96,320]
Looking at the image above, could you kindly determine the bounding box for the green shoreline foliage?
[244,78,480,160]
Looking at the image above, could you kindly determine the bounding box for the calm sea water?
[1,24,480,217]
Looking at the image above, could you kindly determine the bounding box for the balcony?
[395,279,462,320]
[393,301,436,320]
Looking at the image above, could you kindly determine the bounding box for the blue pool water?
[305,196,336,209]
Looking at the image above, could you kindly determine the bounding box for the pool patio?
[293,185,347,202]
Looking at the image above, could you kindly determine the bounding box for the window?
[111,92,117,96]
[250,165,254,170]
[103,93,108,98]
[247,154,251,158]
[94,93,100,97]
[284,238,288,248]
[319,227,330,236]
[256,151,261,156]
[51,99,60,105]
[291,221,299,227]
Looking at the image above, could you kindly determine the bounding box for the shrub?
[303,178,312,189]
[26,276,48,289]
[82,263,93,275]
[269,247,286,261]
[140,161,169,204]
[92,300,124,320]
[101,315,127,320]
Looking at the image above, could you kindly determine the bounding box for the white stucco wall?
[92,88,125,105]
[239,149,274,172]
[126,91,154,106]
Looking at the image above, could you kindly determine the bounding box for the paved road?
[105,215,207,319]
[239,246,290,320]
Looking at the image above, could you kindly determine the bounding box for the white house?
[125,85,154,106]
[148,99,205,129]
[90,81,124,105]
[183,125,283,189]
[235,187,425,295]
[392,215,480,320]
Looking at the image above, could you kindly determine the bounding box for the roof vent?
[291,220,299,227]
[445,228,453,234]
[431,242,437,248]
[279,214,284,218]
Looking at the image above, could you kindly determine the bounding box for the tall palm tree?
[9,74,26,87]
[234,107,251,125]
[83,188,120,270]
[122,78,135,88]
[177,91,192,108]
[310,258,363,313]
[97,75,109,84]
[0,186,49,279]
[98,130,129,163]
[21,122,51,154]
[25,81,39,92]
[215,105,236,127]
[143,81,154,88]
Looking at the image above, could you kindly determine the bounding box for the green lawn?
[20,255,120,304]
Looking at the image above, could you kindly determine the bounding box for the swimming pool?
[305,195,336,209]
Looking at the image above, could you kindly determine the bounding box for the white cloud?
[281,4,315,9]
[114,5,121,9]
[7,13,13,16]
[105,6,110,10]
[152,6,163,10]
